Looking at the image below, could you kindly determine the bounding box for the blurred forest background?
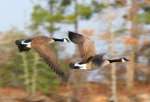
[0,0,150,102]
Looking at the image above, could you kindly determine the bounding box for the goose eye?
[15,39,32,52]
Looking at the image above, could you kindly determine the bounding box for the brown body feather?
[78,38,96,60]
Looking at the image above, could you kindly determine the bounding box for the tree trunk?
[126,0,139,90]
[110,33,118,102]
[108,16,117,102]
[74,0,78,32]
[48,0,55,34]
[31,53,39,95]
[68,1,85,101]
[21,53,30,92]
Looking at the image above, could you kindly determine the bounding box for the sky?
[0,0,121,32]
[0,0,127,56]
[0,0,33,32]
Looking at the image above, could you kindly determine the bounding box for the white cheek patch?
[63,38,69,43]
[49,40,54,44]
[74,63,87,69]
[63,39,67,43]
[102,60,110,67]
[121,58,126,62]
[21,40,32,48]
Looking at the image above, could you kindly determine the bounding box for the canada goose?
[15,36,69,52]
[68,31,129,70]
[15,36,69,81]
[70,54,129,70]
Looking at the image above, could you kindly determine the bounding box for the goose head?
[15,36,50,52]
[15,39,32,52]
[121,57,129,62]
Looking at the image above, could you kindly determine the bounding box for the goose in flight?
[15,36,69,81]
[15,37,69,52]
[70,54,129,70]
[68,31,129,70]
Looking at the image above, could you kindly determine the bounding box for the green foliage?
[61,0,71,6]
[64,14,76,23]
[31,0,99,32]
[34,57,60,92]
[0,31,62,93]
[48,0,56,5]
[31,5,51,30]
[1,50,60,93]
[25,51,61,92]
[136,12,150,24]
[92,1,108,12]
[31,0,68,33]
[52,12,65,21]
[77,4,93,19]
[114,28,128,37]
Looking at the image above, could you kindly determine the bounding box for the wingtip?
[68,31,84,44]
[68,31,82,35]
[68,31,77,34]
[68,31,73,34]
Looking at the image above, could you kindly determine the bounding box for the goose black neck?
[53,38,64,42]
[108,58,121,63]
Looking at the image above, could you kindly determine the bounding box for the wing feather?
[35,45,69,81]
[31,36,69,82]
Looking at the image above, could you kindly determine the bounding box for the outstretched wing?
[68,31,96,60]
[17,36,69,82]
[32,37,68,81]
[35,45,69,82]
